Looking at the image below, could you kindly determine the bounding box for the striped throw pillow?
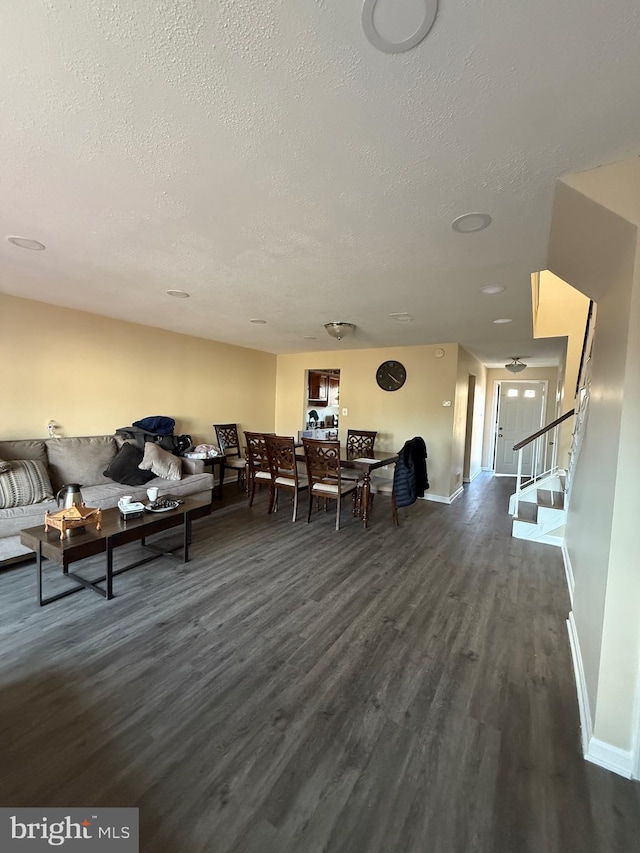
[0,459,54,508]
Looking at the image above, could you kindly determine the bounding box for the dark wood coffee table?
[20,497,211,606]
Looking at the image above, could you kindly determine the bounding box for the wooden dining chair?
[214,423,247,491]
[342,429,378,487]
[265,435,309,522]
[302,438,358,531]
[244,431,274,508]
[346,429,377,457]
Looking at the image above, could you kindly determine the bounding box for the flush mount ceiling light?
[493,318,512,324]
[7,236,46,250]
[390,312,414,322]
[362,0,438,54]
[480,285,505,295]
[505,357,528,373]
[452,213,492,233]
[167,290,190,298]
[325,322,355,341]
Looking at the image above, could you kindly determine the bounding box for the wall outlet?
[342,408,348,416]
[442,400,452,407]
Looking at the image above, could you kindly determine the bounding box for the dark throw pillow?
[103,442,155,486]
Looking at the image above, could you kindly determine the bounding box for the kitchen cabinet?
[308,371,329,404]
[329,376,340,407]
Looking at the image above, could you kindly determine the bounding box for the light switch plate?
[342,408,348,416]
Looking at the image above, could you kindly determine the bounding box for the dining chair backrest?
[265,435,298,481]
[214,423,242,458]
[244,431,276,508]
[244,431,271,476]
[302,437,342,484]
[346,429,377,458]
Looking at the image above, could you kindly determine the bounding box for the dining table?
[295,445,397,528]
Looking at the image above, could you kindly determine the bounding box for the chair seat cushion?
[275,476,308,487]
[255,471,272,481]
[224,457,246,470]
[312,481,357,496]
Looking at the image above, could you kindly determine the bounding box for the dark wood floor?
[1,474,639,852]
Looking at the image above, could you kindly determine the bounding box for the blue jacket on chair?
[393,437,429,507]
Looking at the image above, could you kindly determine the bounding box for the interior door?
[494,381,546,476]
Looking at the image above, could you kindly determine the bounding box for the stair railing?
[512,409,575,518]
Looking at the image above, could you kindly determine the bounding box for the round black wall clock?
[376,360,407,391]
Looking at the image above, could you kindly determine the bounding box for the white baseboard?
[566,612,593,754]
[422,487,463,505]
[561,540,575,607]
[566,613,637,779]
[481,466,493,472]
[586,738,635,779]
[463,468,483,484]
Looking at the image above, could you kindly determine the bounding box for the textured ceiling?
[1,1,639,365]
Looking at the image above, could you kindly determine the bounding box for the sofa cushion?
[0,439,48,466]
[46,436,118,491]
[0,459,11,474]
[0,460,54,509]
[103,442,155,486]
[138,443,182,481]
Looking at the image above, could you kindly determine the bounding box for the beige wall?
[534,270,591,466]
[548,161,640,754]
[275,343,476,500]
[0,295,277,444]
[481,367,559,470]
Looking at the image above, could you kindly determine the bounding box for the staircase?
[508,409,574,546]
[510,470,567,545]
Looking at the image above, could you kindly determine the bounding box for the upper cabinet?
[308,371,329,403]
[328,375,340,407]
[308,370,340,406]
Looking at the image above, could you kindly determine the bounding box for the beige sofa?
[0,435,214,565]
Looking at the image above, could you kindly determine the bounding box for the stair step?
[514,501,538,523]
[537,489,565,509]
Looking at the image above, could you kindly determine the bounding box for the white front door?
[494,381,546,476]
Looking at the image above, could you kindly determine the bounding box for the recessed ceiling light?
[452,213,492,233]
[166,290,190,298]
[7,236,46,250]
[390,313,413,322]
[493,318,513,324]
[303,335,317,340]
[480,285,505,295]
[361,0,438,54]
[250,319,267,324]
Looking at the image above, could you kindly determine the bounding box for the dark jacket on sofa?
[393,437,429,507]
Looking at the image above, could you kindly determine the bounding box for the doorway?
[303,369,340,438]
[463,374,476,483]
[493,380,547,476]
